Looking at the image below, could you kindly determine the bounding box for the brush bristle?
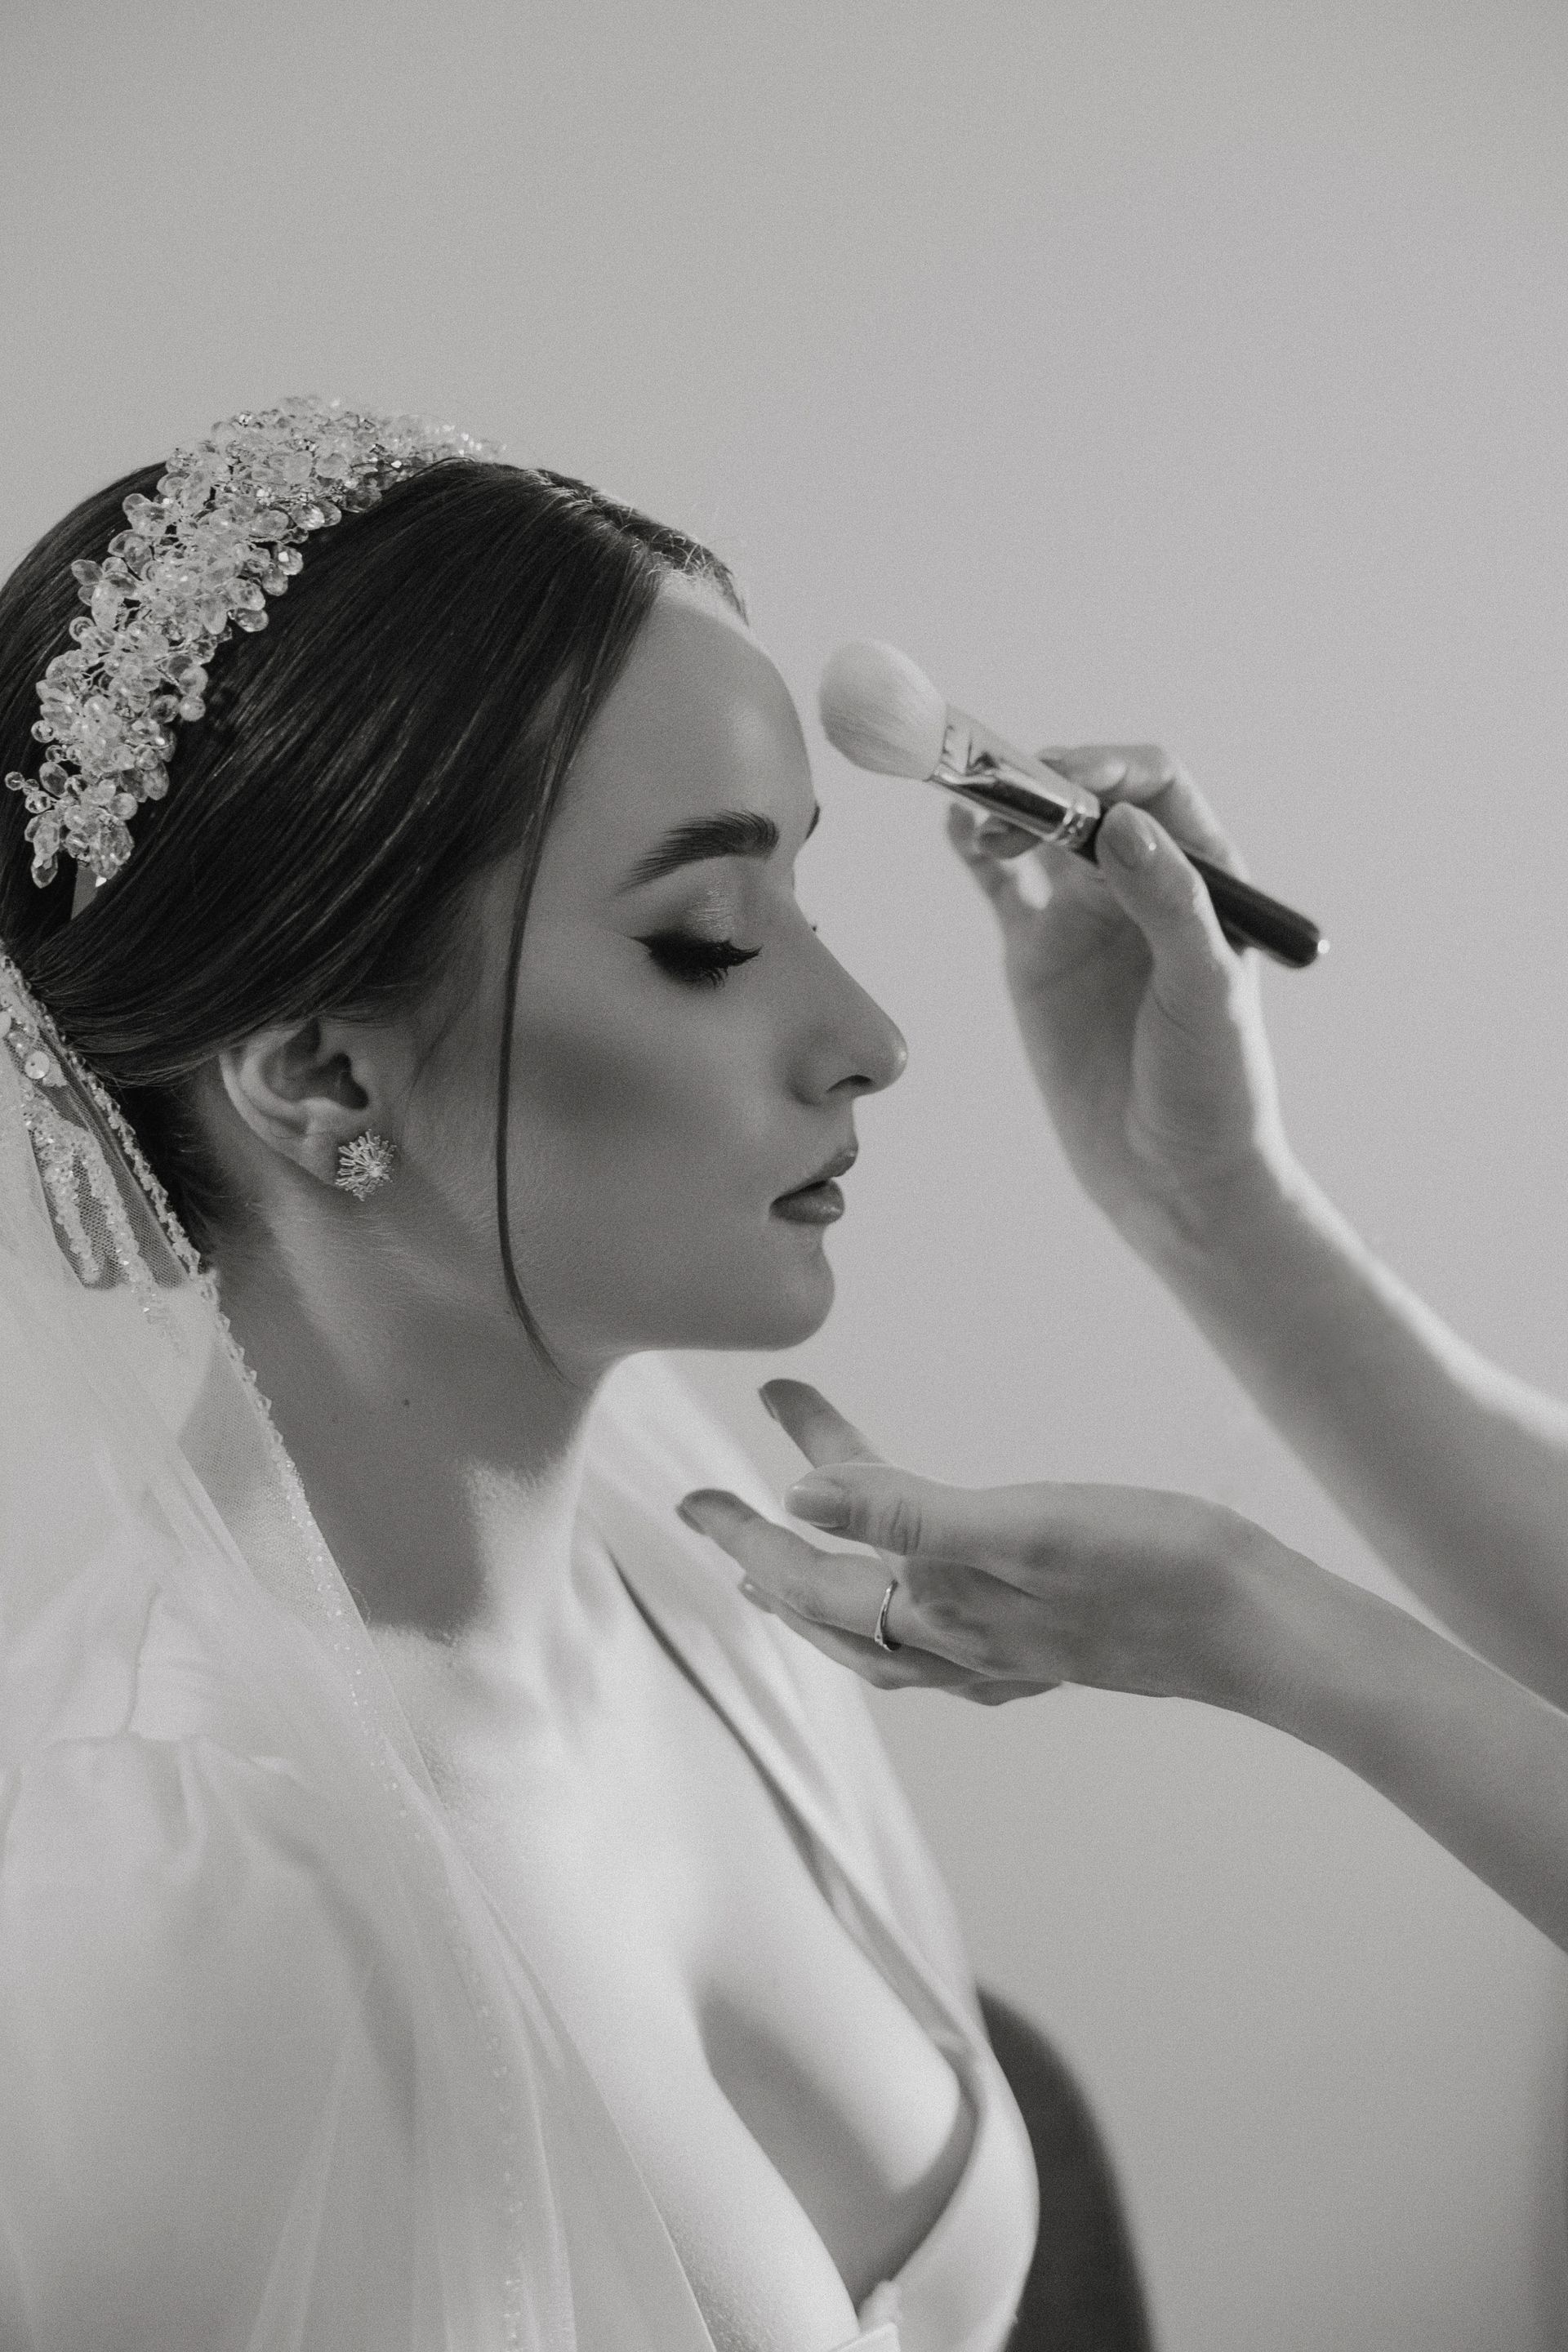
[817,640,947,780]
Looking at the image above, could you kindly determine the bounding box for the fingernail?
[786,1475,847,1530]
[758,1387,780,1423]
[1103,807,1158,869]
[677,1491,724,1532]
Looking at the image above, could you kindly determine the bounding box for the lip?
[772,1142,858,1205]
[772,1182,844,1226]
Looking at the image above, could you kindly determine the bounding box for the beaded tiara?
[5,395,502,893]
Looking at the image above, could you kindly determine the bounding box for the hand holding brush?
[817,641,1303,1250]
[818,640,1324,968]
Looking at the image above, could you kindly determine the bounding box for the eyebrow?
[617,801,820,893]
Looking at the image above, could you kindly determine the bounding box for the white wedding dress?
[0,953,1036,2352]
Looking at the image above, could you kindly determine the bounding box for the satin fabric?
[582,1354,1040,2352]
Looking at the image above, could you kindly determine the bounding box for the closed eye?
[639,930,761,989]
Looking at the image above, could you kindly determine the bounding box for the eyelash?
[639,920,820,990]
[640,930,762,989]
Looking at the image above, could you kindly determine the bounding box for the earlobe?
[334,1133,397,1200]
[218,1019,378,1188]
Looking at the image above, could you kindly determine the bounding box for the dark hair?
[0,453,740,1364]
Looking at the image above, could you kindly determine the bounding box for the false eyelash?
[640,930,762,989]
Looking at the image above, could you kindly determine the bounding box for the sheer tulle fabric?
[0,982,715,2352]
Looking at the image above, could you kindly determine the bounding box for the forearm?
[1254,1561,1568,1955]
[1137,1168,1568,1708]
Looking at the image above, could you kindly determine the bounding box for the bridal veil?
[0,936,1027,2351]
[0,951,723,2348]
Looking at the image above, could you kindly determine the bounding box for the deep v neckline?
[557,1352,1038,2350]
[602,1546,1030,2352]
[608,1547,976,2049]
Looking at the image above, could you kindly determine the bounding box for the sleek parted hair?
[0,457,739,1353]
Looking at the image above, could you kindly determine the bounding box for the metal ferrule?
[931,710,1102,854]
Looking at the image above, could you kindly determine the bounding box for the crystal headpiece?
[5,395,503,893]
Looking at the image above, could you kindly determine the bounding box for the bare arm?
[1267,1559,1568,1949]
[950,763,1568,1706]
[1152,1167,1568,1708]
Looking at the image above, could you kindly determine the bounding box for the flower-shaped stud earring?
[335,1131,395,1200]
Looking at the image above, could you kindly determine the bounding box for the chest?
[419,1590,974,2352]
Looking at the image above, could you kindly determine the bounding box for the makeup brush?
[817,640,1325,969]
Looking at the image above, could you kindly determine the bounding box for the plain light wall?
[4,3,1567,2344]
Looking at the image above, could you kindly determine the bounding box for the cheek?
[508,983,769,1209]
[507,1003,835,1347]
[415,960,834,1349]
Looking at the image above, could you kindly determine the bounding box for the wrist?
[1119,1150,1339,1303]
[1231,1536,1396,1751]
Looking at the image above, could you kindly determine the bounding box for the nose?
[795,946,908,1104]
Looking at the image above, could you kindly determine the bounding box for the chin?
[656,1250,836,1355]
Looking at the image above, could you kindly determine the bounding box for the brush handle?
[1184,852,1324,968]
[937,751,1325,967]
[1078,827,1325,969]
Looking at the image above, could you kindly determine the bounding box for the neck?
[218,1218,610,1699]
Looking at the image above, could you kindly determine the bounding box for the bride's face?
[403,580,907,1367]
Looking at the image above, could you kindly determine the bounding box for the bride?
[0,402,1038,2352]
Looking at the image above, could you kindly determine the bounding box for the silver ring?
[872,1577,902,1654]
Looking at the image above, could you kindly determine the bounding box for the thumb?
[786,1460,995,1558]
[1094,801,1235,993]
[760,1379,885,1469]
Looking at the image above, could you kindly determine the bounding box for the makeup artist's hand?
[948,751,1298,1252]
[685,1389,1568,1960]
[679,1379,1318,1716]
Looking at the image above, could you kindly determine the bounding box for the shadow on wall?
[980,1986,1155,2352]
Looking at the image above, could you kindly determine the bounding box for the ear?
[218,1017,404,1191]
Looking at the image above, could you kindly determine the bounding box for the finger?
[752,1595,985,1691]
[969,1678,1065,1706]
[758,1379,885,1470]
[947,797,1071,885]
[676,1487,894,1630]
[782,1461,1033,1570]
[947,804,1071,948]
[746,1588,1062,1705]
[1040,746,1246,880]
[1092,803,1240,998]
[972,817,1040,861]
[947,801,1029,911]
[681,1486,1031,1679]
